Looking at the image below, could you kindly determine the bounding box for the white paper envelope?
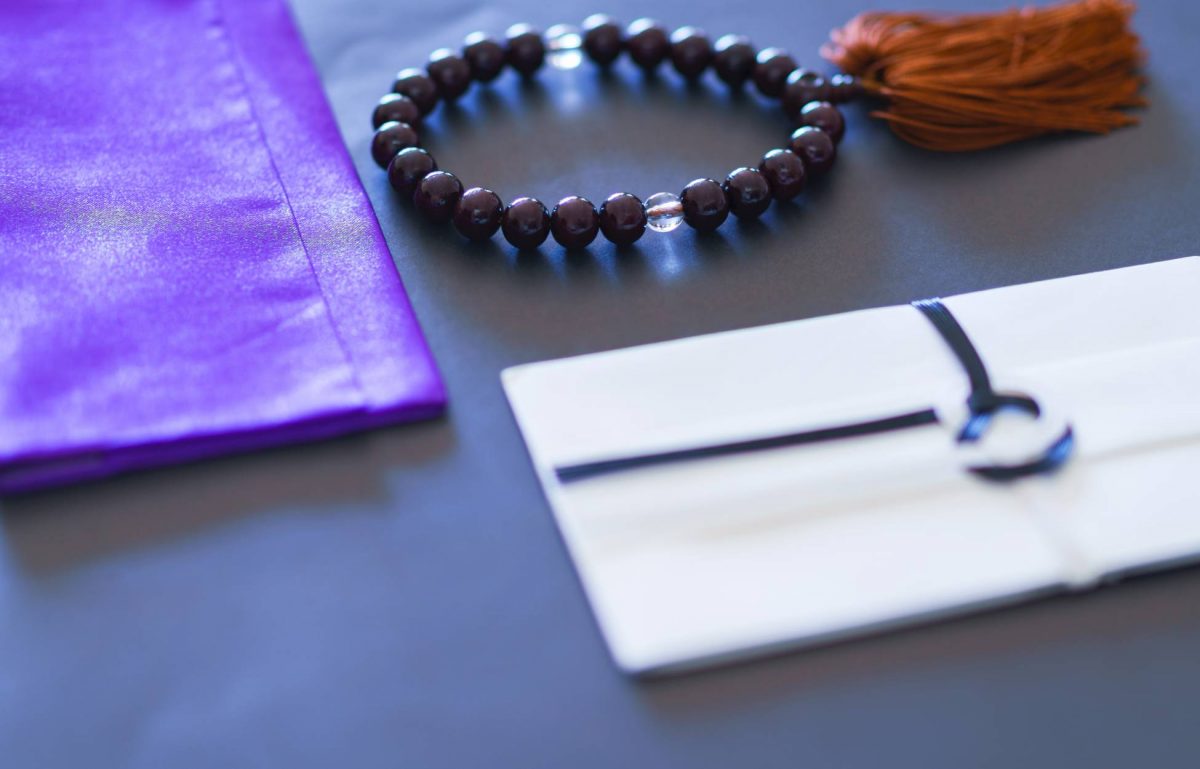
[503,257,1200,674]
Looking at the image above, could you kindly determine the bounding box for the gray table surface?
[4,0,1200,766]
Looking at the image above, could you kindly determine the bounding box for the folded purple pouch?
[0,0,446,493]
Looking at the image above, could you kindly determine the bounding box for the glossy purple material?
[0,0,445,494]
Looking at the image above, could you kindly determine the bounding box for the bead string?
[369,15,862,250]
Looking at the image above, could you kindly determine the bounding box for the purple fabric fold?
[0,0,446,493]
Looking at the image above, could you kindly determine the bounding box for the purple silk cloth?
[0,0,446,493]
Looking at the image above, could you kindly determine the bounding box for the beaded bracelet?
[369,15,862,250]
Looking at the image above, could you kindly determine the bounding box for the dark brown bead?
[669,26,713,80]
[713,34,756,87]
[598,192,647,246]
[827,73,864,103]
[453,187,504,241]
[582,14,623,66]
[505,24,545,77]
[722,167,772,219]
[680,178,729,232]
[413,171,463,224]
[788,126,837,175]
[371,121,418,169]
[463,32,506,82]
[392,68,439,115]
[758,149,807,200]
[372,94,421,129]
[782,69,829,117]
[753,48,797,98]
[798,101,845,143]
[626,18,669,71]
[387,147,437,197]
[550,196,599,250]
[427,48,471,102]
[502,197,551,250]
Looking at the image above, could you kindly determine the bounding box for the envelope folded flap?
[509,258,1199,473]
[503,257,1200,673]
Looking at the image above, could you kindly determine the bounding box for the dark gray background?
[4,0,1200,766]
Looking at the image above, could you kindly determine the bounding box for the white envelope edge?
[501,256,1200,675]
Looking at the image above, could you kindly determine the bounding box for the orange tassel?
[821,0,1146,151]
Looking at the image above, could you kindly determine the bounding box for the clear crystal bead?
[644,192,684,232]
[545,24,584,70]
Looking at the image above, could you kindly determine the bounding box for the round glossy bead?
[545,24,584,70]
[669,27,713,80]
[626,19,669,71]
[753,48,797,98]
[788,126,837,175]
[758,149,807,201]
[712,34,756,87]
[598,192,647,246]
[505,24,545,77]
[782,69,829,117]
[371,121,418,169]
[582,14,623,66]
[413,171,463,224]
[680,178,729,232]
[453,187,505,241]
[372,93,421,129]
[797,101,845,143]
[550,196,600,250]
[392,68,439,115]
[502,197,551,250]
[463,32,506,82]
[644,192,684,232]
[387,147,437,197]
[722,167,772,219]
[427,48,471,101]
